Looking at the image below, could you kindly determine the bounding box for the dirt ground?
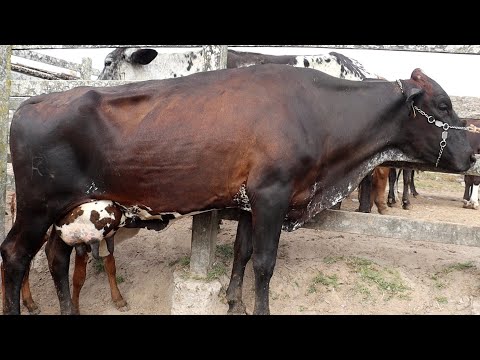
[3,171,480,315]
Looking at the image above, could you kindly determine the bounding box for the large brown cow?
[15,48,379,315]
[2,66,475,315]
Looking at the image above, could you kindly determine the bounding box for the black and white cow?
[98,48,377,81]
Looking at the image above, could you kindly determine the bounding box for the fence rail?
[12,45,480,55]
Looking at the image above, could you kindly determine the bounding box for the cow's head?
[398,68,475,172]
[98,48,208,81]
[98,48,159,80]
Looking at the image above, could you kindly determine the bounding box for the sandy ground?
[2,171,480,315]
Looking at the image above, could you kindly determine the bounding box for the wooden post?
[79,57,93,80]
[189,45,228,276]
[0,46,12,241]
[190,211,219,275]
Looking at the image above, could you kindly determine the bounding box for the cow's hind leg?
[226,211,253,315]
[71,249,88,315]
[104,253,128,311]
[45,231,74,315]
[1,217,50,315]
[21,265,40,315]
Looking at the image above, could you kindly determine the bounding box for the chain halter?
[396,80,478,167]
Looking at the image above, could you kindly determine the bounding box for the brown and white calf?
[10,195,141,314]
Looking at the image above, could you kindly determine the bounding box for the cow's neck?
[285,82,412,231]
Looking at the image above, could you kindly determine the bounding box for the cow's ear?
[130,49,158,65]
[402,80,424,106]
[406,87,424,104]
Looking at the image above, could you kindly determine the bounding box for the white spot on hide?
[233,184,251,212]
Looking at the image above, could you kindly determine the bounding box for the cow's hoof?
[27,306,41,315]
[402,203,411,210]
[377,207,388,215]
[412,191,419,198]
[227,302,247,315]
[114,299,129,311]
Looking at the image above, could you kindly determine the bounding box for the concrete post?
[0,46,12,241]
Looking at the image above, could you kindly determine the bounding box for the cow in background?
[463,118,480,209]
[357,166,390,214]
[387,168,419,210]
[98,48,377,81]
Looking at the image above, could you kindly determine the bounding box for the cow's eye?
[439,103,449,111]
[105,60,112,66]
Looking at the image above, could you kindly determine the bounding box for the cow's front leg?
[45,231,74,315]
[250,182,291,315]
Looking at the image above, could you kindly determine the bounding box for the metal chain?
[411,104,474,167]
[436,133,447,167]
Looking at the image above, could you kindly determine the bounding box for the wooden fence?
[2,45,480,276]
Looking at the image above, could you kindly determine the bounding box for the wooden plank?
[12,45,480,55]
[12,45,202,50]
[0,46,12,241]
[236,45,480,55]
[190,211,219,276]
[304,209,480,247]
[10,80,133,96]
[12,49,85,72]
[11,63,78,80]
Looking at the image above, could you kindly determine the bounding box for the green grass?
[435,296,448,304]
[354,282,372,300]
[206,263,227,281]
[323,256,344,265]
[346,256,409,300]
[443,262,476,274]
[116,275,125,284]
[308,271,339,293]
[429,262,476,290]
[216,244,234,260]
[169,256,191,268]
[92,258,105,273]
